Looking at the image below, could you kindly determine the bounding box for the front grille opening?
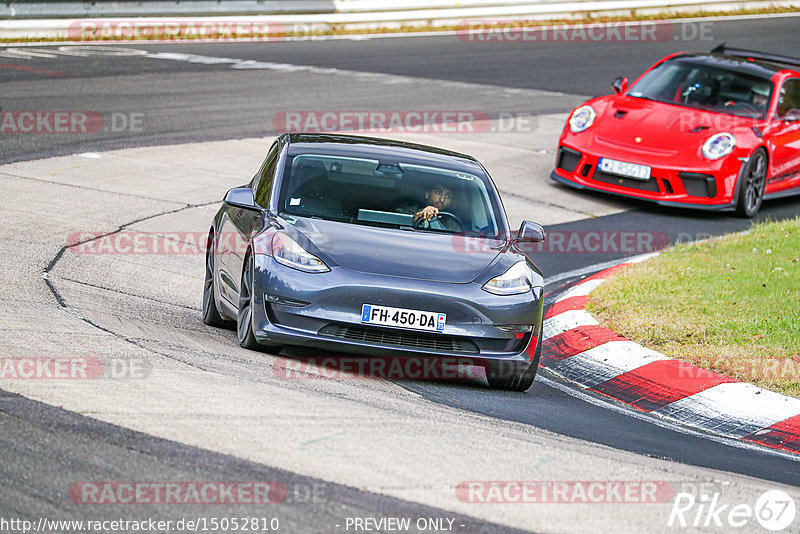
[581,163,593,177]
[679,172,717,198]
[319,324,479,354]
[661,178,674,194]
[556,147,581,173]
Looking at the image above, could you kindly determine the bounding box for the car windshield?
[628,57,774,120]
[278,152,504,238]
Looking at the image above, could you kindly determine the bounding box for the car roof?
[674,52,798,78]
[284,133,482,169]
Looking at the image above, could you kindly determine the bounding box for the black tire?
[237,254,262,350]
[486,335,541,392]
[202,232,226,327]
[735,148,767,218]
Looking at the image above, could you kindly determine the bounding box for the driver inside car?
[395,183,462,231]
[750,83,771,112]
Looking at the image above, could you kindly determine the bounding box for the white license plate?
[599,157,651,181]
[361,304,446,333]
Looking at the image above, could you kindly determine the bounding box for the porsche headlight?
[482,261,537,296]
[272,233,329,273]
[702,132,736,159]
[569,105,596,133]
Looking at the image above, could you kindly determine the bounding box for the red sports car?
[552,45,800,217]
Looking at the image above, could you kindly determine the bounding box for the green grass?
[587,217,800,398]
[2,5,798,43]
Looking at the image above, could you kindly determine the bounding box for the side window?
[776,78,800,119]
[254,143,279,208]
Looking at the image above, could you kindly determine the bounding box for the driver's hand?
[415,206,439,221]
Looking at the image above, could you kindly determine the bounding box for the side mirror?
[515,221,546,243]
[223,187,258,210]
[612,76,628,95]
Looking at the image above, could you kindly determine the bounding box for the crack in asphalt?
[0,170,190,203]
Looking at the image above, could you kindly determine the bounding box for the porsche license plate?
[361,304,446,333]
[599,157,651,180]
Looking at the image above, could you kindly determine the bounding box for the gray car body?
[207,133,544,376]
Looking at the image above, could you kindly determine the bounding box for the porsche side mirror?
[515,221,546,243]
[223,187,258,210]
[612,76,628,95]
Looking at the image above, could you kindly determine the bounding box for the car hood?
[285,217,503,283]
[590,95,758,155]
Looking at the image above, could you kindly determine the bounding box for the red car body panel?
[552,51,800,211]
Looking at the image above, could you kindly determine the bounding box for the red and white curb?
[541,253,800,456]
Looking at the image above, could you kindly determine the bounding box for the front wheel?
[486,336,541,392]
[735,148,767,218]
[202,232,226,327]
[237,254,261,350]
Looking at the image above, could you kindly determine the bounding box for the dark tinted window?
[628,57,774,119]
[777,78,800,119]
[277,153,503,237]
[254,143,279,208]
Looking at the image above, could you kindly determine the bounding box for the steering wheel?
[414,211,464,231]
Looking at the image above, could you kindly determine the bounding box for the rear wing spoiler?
[712,43,800,69]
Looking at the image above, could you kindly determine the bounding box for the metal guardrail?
[1,0,798,39]
[5,0,795,19]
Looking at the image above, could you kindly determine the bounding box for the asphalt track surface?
[2,13,800,533]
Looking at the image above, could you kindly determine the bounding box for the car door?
[217,142,279,305]
[766,77,800,194]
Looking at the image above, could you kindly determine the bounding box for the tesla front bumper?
[249,255,543,365]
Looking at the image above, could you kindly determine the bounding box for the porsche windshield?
[628,57,774,119]
[278,153,503,238]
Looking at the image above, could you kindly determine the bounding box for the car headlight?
[569,105,596,133]
[272,233,330,273]
[482,261,538,296]
[702,133,736,159]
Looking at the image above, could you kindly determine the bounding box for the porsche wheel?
[202,232,226,327]
[735,148,767,218]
